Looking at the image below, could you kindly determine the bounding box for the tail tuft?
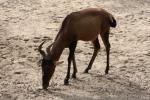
[109,16,117,28]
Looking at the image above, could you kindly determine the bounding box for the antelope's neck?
[50,35,65,61]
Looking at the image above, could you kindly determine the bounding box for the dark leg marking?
[64,41,77,85]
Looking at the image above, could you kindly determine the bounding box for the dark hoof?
[64,79,69,85]
[72,74,76,79]
[105,70,109,74]
[84,69,89,73]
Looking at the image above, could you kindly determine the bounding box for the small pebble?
[24,39,29,42]
[34,37,40,39]
[14,72,21,74]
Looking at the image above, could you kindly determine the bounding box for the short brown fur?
[38,8,117,89]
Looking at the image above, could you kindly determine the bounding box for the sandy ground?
[0,0,150,100]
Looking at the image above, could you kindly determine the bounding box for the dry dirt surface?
[0,0,150,100]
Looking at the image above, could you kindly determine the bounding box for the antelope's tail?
[109,16,117,28]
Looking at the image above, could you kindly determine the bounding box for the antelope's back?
[68,8,109,41]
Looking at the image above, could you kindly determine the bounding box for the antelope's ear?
[55,61,64,65]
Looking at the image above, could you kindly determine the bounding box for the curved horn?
[38,40,46,57]
[46,42,54,54]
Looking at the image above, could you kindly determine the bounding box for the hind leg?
[84,37,100,73]
[72,55,77,78]
[101,32,110,74]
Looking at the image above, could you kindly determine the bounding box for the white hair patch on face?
[55,61,64,65]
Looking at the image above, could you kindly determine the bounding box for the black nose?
[42,75,50,90]
[42,82,49,90]
[43,85,48,90]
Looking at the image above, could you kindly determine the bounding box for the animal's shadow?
[32,72,150,100]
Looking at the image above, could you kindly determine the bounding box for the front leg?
[64,54,72,85]
[64,41,77,85]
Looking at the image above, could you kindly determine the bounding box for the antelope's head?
[38,40,55,89]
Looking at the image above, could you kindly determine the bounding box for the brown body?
[50,8,115,61]
[38,8,117,89]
